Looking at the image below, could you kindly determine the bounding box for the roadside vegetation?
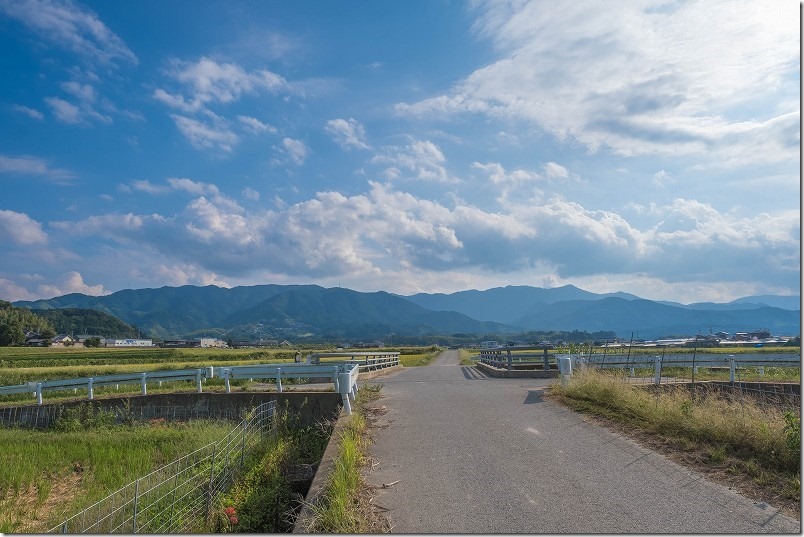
[549,369,801,517]
[397,345,441,367]
[302,383,389,533]
[0,406,235,533]
[210,409,332,533]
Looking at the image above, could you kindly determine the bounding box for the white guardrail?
[0,352,400,415]
[0,359,381,415]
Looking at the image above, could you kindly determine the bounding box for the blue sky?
[0,0,800,304]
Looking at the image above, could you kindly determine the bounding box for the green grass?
[550,369,801,504]
[398,346,441,367]
[303,383,386,533]
[0,412,235,533]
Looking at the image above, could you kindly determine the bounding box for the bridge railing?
[217,362,361,415]
[307,351,400,372]
[478,346,554,371]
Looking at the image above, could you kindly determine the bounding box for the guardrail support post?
[507,350,512,371]
[88,378,94,400]
[276,368,282,393]
[36,383,43,405]
[141,373,147,395]
[654,357,661,385]
[543,348,549,371]
[729,355,735,385]
[196,370,203,393]
[333,367,339,393]
[224,372,231,393]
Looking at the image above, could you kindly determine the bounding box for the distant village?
[21,328,797,349]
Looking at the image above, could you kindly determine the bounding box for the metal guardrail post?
[654,356,661,385]
[196,370,203,393]
[224,370,231,393]
[36,383,43,405]
[88,377,94,400]
[275,367,283,393]
[141,373,148,395]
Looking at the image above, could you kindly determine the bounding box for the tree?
[84,336,102,348]
[0,321,24,346]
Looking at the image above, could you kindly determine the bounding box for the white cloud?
[37,271,108,298]
[0,0,138,66]
[154,56,290,113]
[45,96,83,124]
[130,180,170,195]
[279,137,309,165]
[48,181,800,299]
[170,113,239,152]
[543,162,568,179]
[325,118,370,150]
[167,177,220,196]
[0,154,75,182]
[242,187,260,201]
[237,115,276,134]
[12,104,43,120]
[397,1,799,167]
[371,139,456,183]
[0,210,47,245]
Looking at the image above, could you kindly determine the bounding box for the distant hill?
[31,308,140,338]
[729,295,800,311]
[13,284,800,340]
[404,284,640,323]
[511,297,801,340]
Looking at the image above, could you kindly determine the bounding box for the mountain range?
[13,284,800,341]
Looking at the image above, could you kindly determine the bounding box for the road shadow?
[461,366,489,380]
[524,390,544,404]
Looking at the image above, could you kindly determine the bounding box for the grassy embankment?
[550,368,801,516]
[0,409,236,533]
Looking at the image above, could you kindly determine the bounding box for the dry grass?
[549,369,801,519]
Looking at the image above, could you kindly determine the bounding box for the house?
[51,334,74,346]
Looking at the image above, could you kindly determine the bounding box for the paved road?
[363,350,800,533]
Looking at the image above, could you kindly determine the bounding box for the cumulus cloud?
[0,0,138,66]
[396,1,799,167]
[325,118,370,150]
[371,139,455,183]
[154,56,289,113]
[0,210,48,245]
[37,271,108,298]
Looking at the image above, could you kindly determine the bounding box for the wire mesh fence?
[0,401,261,429]
[48,401,276,533]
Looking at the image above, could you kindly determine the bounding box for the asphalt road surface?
[363,350,800,533]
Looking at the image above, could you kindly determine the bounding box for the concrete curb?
[292,408,349,533]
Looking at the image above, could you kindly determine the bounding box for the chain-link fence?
[48,401,276,533]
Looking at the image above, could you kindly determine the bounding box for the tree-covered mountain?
[16,285,514,340]
[12,284,800,341]
[30,308,141,339]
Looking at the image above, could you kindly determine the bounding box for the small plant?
[783,411,800,456]
[708,445,727,464]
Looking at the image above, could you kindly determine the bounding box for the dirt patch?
[1,471,84,532]
[547,393,801,521]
